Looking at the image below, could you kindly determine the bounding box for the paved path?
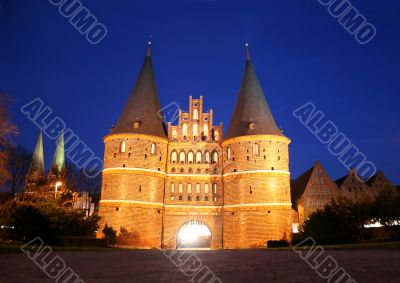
[0,249,399,282]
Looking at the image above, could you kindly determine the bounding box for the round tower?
[98,43,168,248]
[222,45,292,248]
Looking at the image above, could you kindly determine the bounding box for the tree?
[0,95,18,187]
[6,145,32,194]
[301,197,373,244]
[373,185,400,228]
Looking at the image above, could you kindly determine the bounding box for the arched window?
[227,147,231,159]
[172,129,177,140]
[196,151,202,164]
[120,141,126,153]
[171,167,176,173]
[211,151,218,164]
[188,151,194,164]
[193,124,198,138]
[182,123,188,137]
[179,151,186,164]
[252,143,260,156]
[178,183,183,193]
[151,143,156,155]
[203,124,208,137]
[213,183,217,194]
[196,183,201,194]
[204,183,209,194]
[171,150,178,163]
[193,109,199,120]
[188,168,193,173]
[205,151,210,163]
[171,183,175,193]
[187,183,192,193]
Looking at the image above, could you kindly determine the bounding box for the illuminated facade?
[98,43,293,248]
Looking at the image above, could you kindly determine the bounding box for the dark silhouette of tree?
[0,95,18,187]
[6,145,32,194]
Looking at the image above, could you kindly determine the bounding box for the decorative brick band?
[221,134,291,146]
[223,169,290,177]
[166,173,222,178]
[102,167,166,176]
[165,204,223,208]
[100,199,164,207]
[103,133,168,144]
[223,203,292,208]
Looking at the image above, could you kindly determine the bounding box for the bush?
[267,240,290,248]
[57,237,108,248]
[0,200,100,245]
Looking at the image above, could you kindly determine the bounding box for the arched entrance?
[176,220,211,249]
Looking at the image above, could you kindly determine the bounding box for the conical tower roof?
[29,131,45,176]
[111,43,167,138]
[51,130,65,173]
[225,44,283,139]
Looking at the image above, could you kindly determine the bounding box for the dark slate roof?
[225,47,283,140]
[334,175,348,187]
[111,45,167,138]
[291,166,315,210]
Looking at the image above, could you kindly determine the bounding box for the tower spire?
[225,47,283,139]
[146,36,152,57]
[111,43,166,137]
[245,40,250,61]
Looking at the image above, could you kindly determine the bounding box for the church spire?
[29,130,45,177]
[225,45,283,140]
[51,130,65,174]
[111,42,167,137]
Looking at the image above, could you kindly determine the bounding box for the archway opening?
[177,220,211,249]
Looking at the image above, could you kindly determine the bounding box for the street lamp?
[54,181,62,199]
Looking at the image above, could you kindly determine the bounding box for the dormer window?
[133,119,142,129]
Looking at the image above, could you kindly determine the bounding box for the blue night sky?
[1,0,399,184]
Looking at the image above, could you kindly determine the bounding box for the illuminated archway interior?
[177,220,211,249]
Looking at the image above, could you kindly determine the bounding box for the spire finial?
[146,35,152,57]
[245,37,250,61]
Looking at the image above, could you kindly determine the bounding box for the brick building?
[98,44,292,248]
[291,161,393,225]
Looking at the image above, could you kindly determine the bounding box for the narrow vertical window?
[252,143,260,156]
[179,183,183,193]
[193,124,198,138]
[213,183,217,194]
[171,150,178,163]
[205,151,210,163]
[151,143,156,155]
[196,151,202,164]
[204,183,209,194]
[196,183,201,194]
[227,147,231,159]
[212,151,218,164]
[203,124,208,138]
[120,141,126,153]
[171,183,175,193]
[182,123,188,137]
[193,109,199,120]
[187,183,192,193]
[172,129,177,140]
[188,151,194,164]
[179,151,186,164]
